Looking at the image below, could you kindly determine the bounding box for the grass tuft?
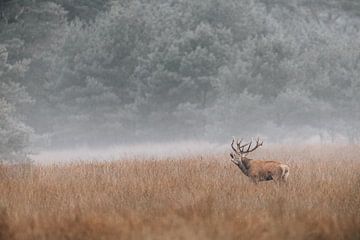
[0,144,359,239]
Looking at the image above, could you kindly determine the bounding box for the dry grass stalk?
[0,144,359,239]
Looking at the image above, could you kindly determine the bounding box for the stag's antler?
[231,137,263,156]
[243,138,263,154]
[231,137,249,155]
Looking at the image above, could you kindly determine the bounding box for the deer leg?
[271,173,283,184]
[272,177,279,184]
[250,176,259,184]
[280,165,289,182]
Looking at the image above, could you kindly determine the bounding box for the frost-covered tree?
[1,0,358,146]
[0,47,33,162]
[52,0,111,21]
[42,0,256,144]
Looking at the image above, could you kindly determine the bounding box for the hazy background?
[1,0,360,162]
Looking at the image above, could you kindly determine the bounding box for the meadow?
[0,144,359,240]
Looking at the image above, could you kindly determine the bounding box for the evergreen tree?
[0,46,33,162]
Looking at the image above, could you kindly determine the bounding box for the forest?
[1,0,360,162]
[1,2,360,239]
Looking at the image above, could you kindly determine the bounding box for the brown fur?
[230,154,289,183]
[244,158,289,183]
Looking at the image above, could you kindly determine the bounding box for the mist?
[1,0,360,162]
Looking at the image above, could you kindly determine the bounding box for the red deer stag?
[230,137,289,183]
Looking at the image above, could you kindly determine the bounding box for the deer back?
[247,160,284,179]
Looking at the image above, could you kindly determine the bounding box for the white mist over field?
[30,141,226,164]
[29,134,334,164]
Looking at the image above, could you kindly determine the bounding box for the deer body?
[230,138,289,183]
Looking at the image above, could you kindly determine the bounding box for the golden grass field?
[0,144,360,240]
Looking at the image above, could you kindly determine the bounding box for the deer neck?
[235,159,249,176]
[240,157,252,170]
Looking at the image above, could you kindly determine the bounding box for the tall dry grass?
[0,144,360,239]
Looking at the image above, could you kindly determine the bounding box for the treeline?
[1,0,360,161]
